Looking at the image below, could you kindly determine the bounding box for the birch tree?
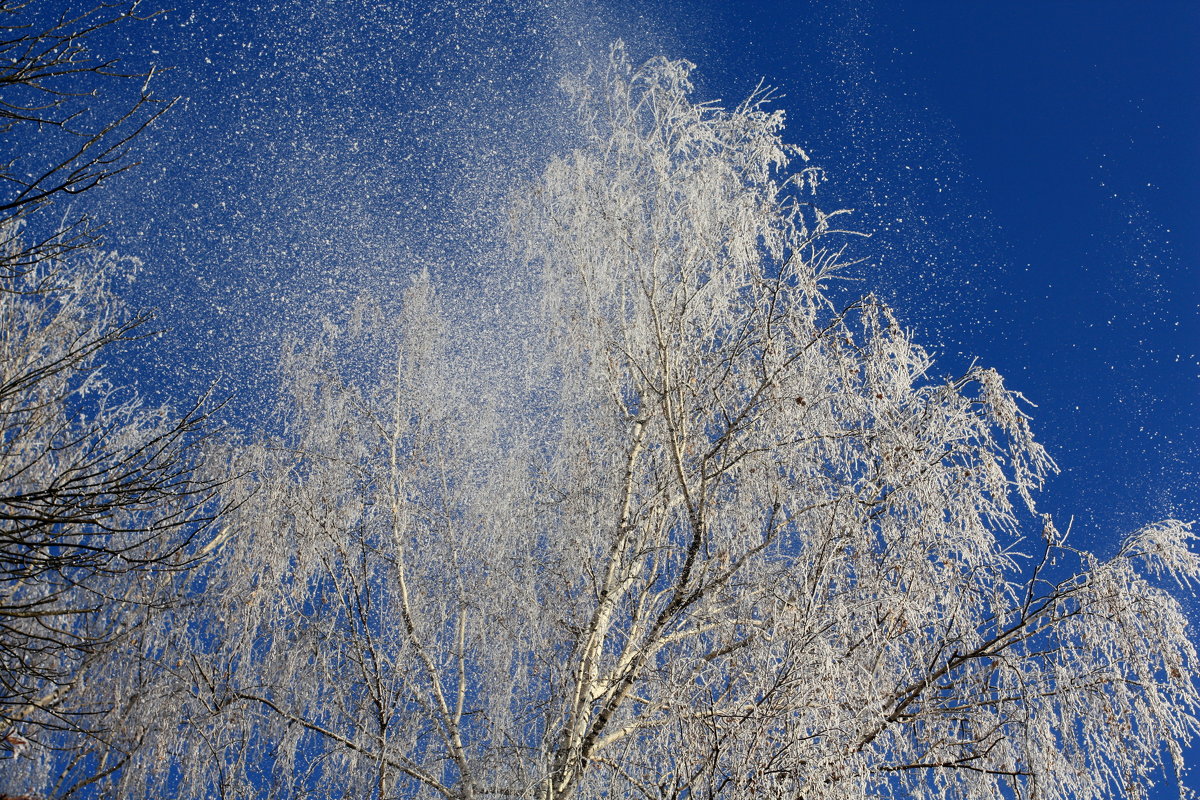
[0,4,222,792]
[95,44,1198,800]
[0,226,226,800]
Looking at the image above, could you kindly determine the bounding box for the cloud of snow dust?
[90,1,1194,566]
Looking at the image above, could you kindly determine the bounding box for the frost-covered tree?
[0,3,222,792]
[0,236,222,790]
[84,44,1198,800]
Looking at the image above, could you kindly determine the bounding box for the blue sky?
[55,0,1199,791]
[646,1,1200,551]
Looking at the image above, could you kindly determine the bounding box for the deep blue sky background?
[657,0,1200,551]
[48,0,1198,792]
